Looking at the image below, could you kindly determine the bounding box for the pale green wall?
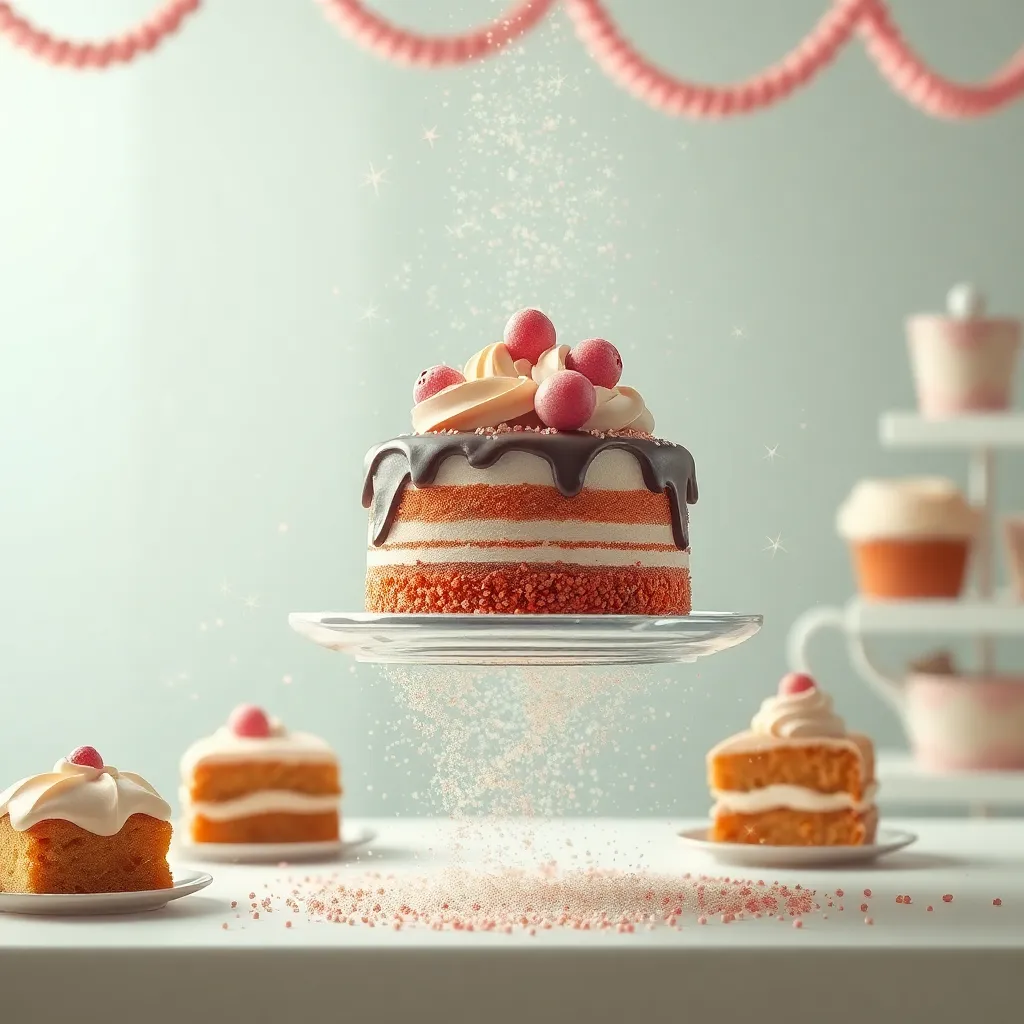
[2,0,1023,817]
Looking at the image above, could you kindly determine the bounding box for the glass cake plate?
[287,611,762,666]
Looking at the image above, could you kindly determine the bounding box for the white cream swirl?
[583,386,655,433]
[411,376,539,433]
[0,760,172,836]
[750,687,847,739]
[464,342,518,380]
[531,344,570,383]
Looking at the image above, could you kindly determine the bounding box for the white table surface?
[3,817,1022,1024]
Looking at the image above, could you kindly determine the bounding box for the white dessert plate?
[0,869,213,917]
[173,826,377,864]
[678,827,918,868]
[288,611,763,666]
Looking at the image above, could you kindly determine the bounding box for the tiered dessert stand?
[787,410,1024,813]
[289,611,762,666]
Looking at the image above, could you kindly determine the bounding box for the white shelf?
[850,598,1024,635]
[880,411,1024,449]
[877,750,1024,808]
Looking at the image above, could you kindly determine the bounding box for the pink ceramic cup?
[907,284,1020,418]
[904,672,1024,771]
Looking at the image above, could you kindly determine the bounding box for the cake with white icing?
[706,673,878,846]
[180,705,342,845]
[0,745,172,893]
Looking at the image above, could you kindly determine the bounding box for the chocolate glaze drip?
[362,432,698,549]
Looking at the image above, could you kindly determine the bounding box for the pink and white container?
[907,284,1020,418]
[904,670,1024,771]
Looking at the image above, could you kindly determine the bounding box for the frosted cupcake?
[837,478,977,599]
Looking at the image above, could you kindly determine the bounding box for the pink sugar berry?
[413,365,465,404]
[66,745,104,769]
[229,704,271,738]
[779,672,816,696]
[566,338,623,389]
[503,308,556,365]
[535,370,597,431]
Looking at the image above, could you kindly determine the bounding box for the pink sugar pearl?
[413,365,465,404]
[779,672,816,696]
[229,704,271,738]
[535,370,597,431]
[503,308,556,365]
[566,338,622,389]
[66,745,104,769]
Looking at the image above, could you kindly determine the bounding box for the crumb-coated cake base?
[366,563,692,615]
[0,813,172,894]
[711,806,878,847]
[189,811,340,845]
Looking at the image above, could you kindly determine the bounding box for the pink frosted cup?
[907,284,1020,418]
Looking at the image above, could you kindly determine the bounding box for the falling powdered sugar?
[382,664,658,818]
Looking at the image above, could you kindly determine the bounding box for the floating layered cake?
[0,746,172,893]
[180,705,342,845]
[707,673,878,846]
[364,308,698,614]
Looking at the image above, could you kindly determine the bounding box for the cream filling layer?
[711,783,877,815]
[180,788,341,822]
[367,545,691,568]
[431,450,650,490]
[380,520,677,547]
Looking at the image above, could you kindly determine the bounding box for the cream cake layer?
[179,788,340,821]
[710,783,878,815]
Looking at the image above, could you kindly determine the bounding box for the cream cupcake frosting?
[837,477,978,541]
[0,748,171,836]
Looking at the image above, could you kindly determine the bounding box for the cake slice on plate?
[0,746,172,893]
[706,673,877,846]
[180,705,342,845]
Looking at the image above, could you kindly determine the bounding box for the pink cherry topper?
[66,745,104,769]
[779,672,816,696]
[503,308,556,365]
[413,365,465,405]
[535,370,597,431]
[566,338,623,389]
[228,704,272,738]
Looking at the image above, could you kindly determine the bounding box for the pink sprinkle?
[793,919,803,929]
[252,911,260,920]
[860,903,868,912]
[896,895,904,904]
[927,906,934,912]
[221,922,228,930]
[942,894,953,903]
[834,888,844,897]
[249,892,256,900]
[994,898,1003,907]
[230,901,237,909]
[697,915,707,925]
[285,921,292,929]
[863,888,872,898]
[864,917,874,925]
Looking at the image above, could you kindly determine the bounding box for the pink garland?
[0,0,199,68]
[317,0,557,66]
[1,0,1022,120]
